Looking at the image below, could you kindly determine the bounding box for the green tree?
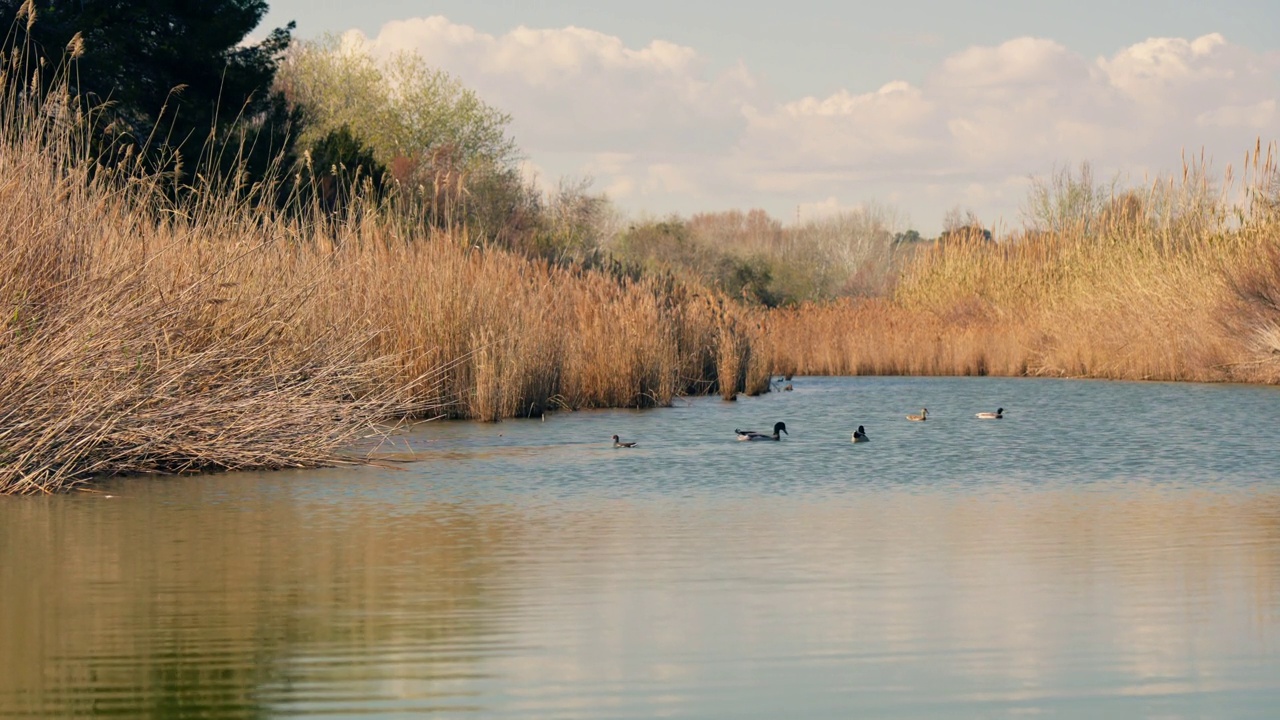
[276,36,524,237]
[278,36,518,173]
[290,125,387,215]
[2,0,298,188]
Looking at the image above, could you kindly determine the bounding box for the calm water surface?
[3,376,1280,718]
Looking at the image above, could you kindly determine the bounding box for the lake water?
[2,376,1280,719]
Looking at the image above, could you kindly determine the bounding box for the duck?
[611,434,637,448]
[851,425,870,443]
[975,407,1004,419]
[735,421,788,441]
[906,408,928,422]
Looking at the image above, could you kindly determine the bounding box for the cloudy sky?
[260,1,1279,234]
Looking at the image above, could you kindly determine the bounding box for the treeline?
[608,206,924,307]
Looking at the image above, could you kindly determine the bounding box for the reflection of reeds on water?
[0,481,528,716]
[1,484,1277,715]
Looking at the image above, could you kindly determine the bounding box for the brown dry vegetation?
[0,76,767,495]
[762,144,1280,385]
[6,37,1278,496]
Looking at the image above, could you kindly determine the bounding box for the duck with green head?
[736,422,788,441]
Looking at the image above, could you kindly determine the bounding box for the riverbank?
[762,149,1280,386]
[0,102,769,495]
[5,76,1278,494]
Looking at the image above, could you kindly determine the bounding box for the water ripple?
[3,377,1280,718]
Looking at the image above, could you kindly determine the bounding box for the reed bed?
[763,144,1280,384]
[0,83,764,496]
[0,130,429,493]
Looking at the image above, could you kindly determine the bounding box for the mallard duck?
[851,425,870,443]
[906,408,928,422]
[735,422,788,441]
[975,407,1004,419]
[611,434,637,448]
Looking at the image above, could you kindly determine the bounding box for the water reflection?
[0,478,524,717]
[2,377,1279,718]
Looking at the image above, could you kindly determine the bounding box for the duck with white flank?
[611,434,637,448]
[976,407,1004,419]
[906,408,928,422]
[735,422,788,441]
[851,425,870,443]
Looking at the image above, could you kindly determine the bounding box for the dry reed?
[0,60,765,493]
[763,142,1280,385]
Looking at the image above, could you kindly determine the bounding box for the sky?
[259,1,1280,234]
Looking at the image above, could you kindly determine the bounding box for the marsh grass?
[765,143,1280,384]
[0,43,765,494]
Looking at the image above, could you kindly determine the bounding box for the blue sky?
[260,1,1280,233]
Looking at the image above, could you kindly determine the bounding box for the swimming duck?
[906,408,928,422]
[611,434,637,448]
[735,422,788,441]
[851,425,870,443]
[975,407,1004,419]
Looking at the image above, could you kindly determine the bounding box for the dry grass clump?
[0,147,421,494]
[1221,227,1280,383]
[763,298,1031,378]
[763,143,1280,384]
[285,229,767,418]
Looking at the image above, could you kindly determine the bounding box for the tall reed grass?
[763,143,1280,385]
[0,46,766,494]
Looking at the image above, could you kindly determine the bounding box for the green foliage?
[279,36,517,172]
[515,178,616,264]
[1,0,299,188]
[607,206,925,307]
[382,52,518,171]
[288,125,386,214]
[716,254,781,307]
[277,35,525,236]
[613,217,703,276]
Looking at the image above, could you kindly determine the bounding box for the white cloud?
[348,18,1280,233]
[348,17,760,156]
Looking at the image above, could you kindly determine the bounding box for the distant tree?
[276,35,524,236]
[1021,162,1117,235]
[1,0,300,189]
[278,36,518,173]
[524,177,616,263]
[717,255,780,307]
[687,209,782,251]
[942,206,982,233]
[939,206,992,244]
